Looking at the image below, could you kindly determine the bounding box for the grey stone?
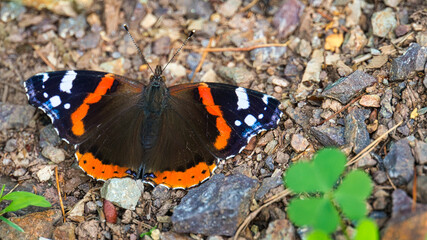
[372,8,397,38]
[273,0,305,39]
[176,0,213,19]
[265,156,275,171]
[357,154,377,168]
[391,43,426,81]
[152,185,171,201]
[373,170,388,184]
[85,201,98,214]
[78,32,100,50]
[321,70,376,104]
[0,2,26,22]
[218,0,242,18]
[391,189,427,218]
[4,139,17,152]
[100,178,142,210]
[58,14,87,39]
[255,176,283,200]
[383,139,415,186]
[0,103,35,131]
[345,108,371,154]
[407,176,427,204]
[216,67,255,88]
[152,36,171,55]
[172,173,258,236]
[379,88,393,119]
[39,124,62,148]
[250,46,287,64]
[310,125,346,147]
[41,145,65,163]
[414,140,427,164]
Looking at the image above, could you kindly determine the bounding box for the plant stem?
[339,215,350,240]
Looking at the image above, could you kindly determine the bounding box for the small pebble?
[36,166,54,182]
[218,0,242,18]
[140,13,157,29]
[42,145,66,163]
[274,86,283,93]
[85,201,98,214]
[13,168,26,177]
[372,8,397,38]
[4,139,17,152]
[165,63,186,79]
[290,134,309,152]
[271,77,290,88]
[359,95,381,107]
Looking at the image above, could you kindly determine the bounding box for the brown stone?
[0,209,62,240]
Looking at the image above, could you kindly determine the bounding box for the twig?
[233,189,291,239]
[55,166,66,223]
[6,182,21,195]
[386,172,397,190]
[2,85,8,103]
[188,43,288,53]
[191,37,213,83]
[32,45,56,70]
[412,165,417,211]
[318,95,362,126]
[240,0,260,12]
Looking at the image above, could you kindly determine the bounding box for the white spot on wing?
[235,87,249,110]
[244,114,257,126]
[42,73,49,82]
[235,120,242,126]
[258,114,264,119]
[262,95,269,105]
[64,103,71,109]
[60,70,77,94]
[49,95,61,107]
[43,92,48,98]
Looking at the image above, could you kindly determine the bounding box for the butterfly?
[24,28,282,189]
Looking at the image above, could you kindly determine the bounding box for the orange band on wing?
[76,150,130,180]
[71,74,115,136]
[148,162,217,189]
[198,83,231,150]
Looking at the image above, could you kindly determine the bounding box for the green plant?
[0,184,51,232]
[306,218,379,240]
[140,226,157,238]
[284,148,374,239]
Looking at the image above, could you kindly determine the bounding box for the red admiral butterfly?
[24,33,282,189]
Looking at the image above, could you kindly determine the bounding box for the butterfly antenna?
[162,30,195,73]
[123,24,154,75]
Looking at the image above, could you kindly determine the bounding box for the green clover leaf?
[333,170,373,220]
[287,198,340,233]
[285,148,346,193]
[354,218,379,240]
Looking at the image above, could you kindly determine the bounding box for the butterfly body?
[25,66,282,189]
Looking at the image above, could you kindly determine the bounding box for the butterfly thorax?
[139,66,169,149]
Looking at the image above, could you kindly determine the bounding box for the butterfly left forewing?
[25,70,144,143]
[25,70,145,180]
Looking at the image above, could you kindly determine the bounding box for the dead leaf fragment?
[324,32,344,51]
[366,55,389,68]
